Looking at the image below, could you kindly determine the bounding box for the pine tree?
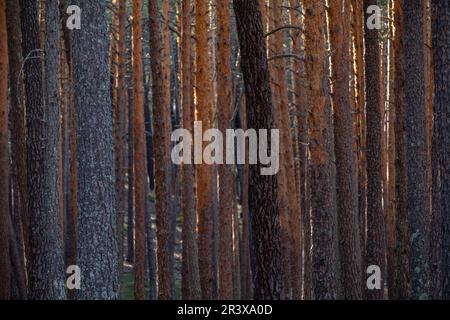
[329,0,362,299]
[0,0,11,300]
[233,0,283,299]
[404,0,431,299]
[431,0,450,300]
[217,0,234,300]
[72,0,119,299]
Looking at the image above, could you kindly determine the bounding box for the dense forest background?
[0,0,448,300]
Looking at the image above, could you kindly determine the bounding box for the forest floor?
[120,204,183,300]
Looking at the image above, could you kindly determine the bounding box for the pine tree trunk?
[72,0,119,299]
[233,0,283,299]
[431,0,450,300]
[114,0,127,288]
[0,0,11,300]
[6,0,29,269]
[363,0,385,300]
[329,0,362,300]
[148,0,172,300]
[20,0,66,299]
[404,0,431,300]
[132,0,146,300]
[352,1,367,275]
[195,0,214,299]
[302,0,339,300]
[392,0,410,300]
[217,0,234,300]
[180,0,201,300]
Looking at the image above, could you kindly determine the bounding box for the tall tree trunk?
[20,0,66,299]
[0,0,11,300]
[386,0,397,299]
[217,0,234,300]
[403,0,431,300]
[329,0,362,300]
[6,0,28,269]
[132,0,146,300]
[272,0,303,300]
[363,0,385,300]
[430,0,450,300]
[114,0,127,288]
[195,0,214,299]
[180,0,201,300]
[72,0,119,299]
[392,0,410,300]
[148,0,172,300]
[233,0,283,299]
[302,0,339,299]
[289,0,309,300]
[352,1,367,278]
[267,1,292,299]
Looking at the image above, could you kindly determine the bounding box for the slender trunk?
[0,0,11,300]
[217,0,234,300]
[148,0,172,300]
[195,0,214,299]
[363,0,385,300]
[392,0,410,300]
[180,0,201,300]
[6,0,29,269]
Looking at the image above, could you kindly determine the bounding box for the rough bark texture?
[289,0,309,300]
[20,0,66,299]
[352,1,367,278]
[233,0,283,300]
[267,1,292,299]
[114,0,127,286]
[217,0,234,300]
[392,0,410,300]
[132,0,146,300]
[363,0,385,300]
[431,0,450,300]
[303,0,339,300]
[0,0,11,300]
[329,0,362,300]
[6,0,28,269]
[403,0,431,300]
[148,0,172,300]
[72,0,119,299]
[272,0,302,300]
[195,0,214,300]
[180,0,201,300]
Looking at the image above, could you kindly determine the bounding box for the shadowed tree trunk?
[233,0,283,299]
[72,0,119,299]
[392,0,410,300]
[20,0,66,299]
[6,0,28,270]
[404,0,431,300]
[329,0,362,299]
[363,0,385,300]
[180,0,201,300]
[431,0,450,300]
[0,0,11,300]
[132,0,146,301]
[303,0,339,300]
